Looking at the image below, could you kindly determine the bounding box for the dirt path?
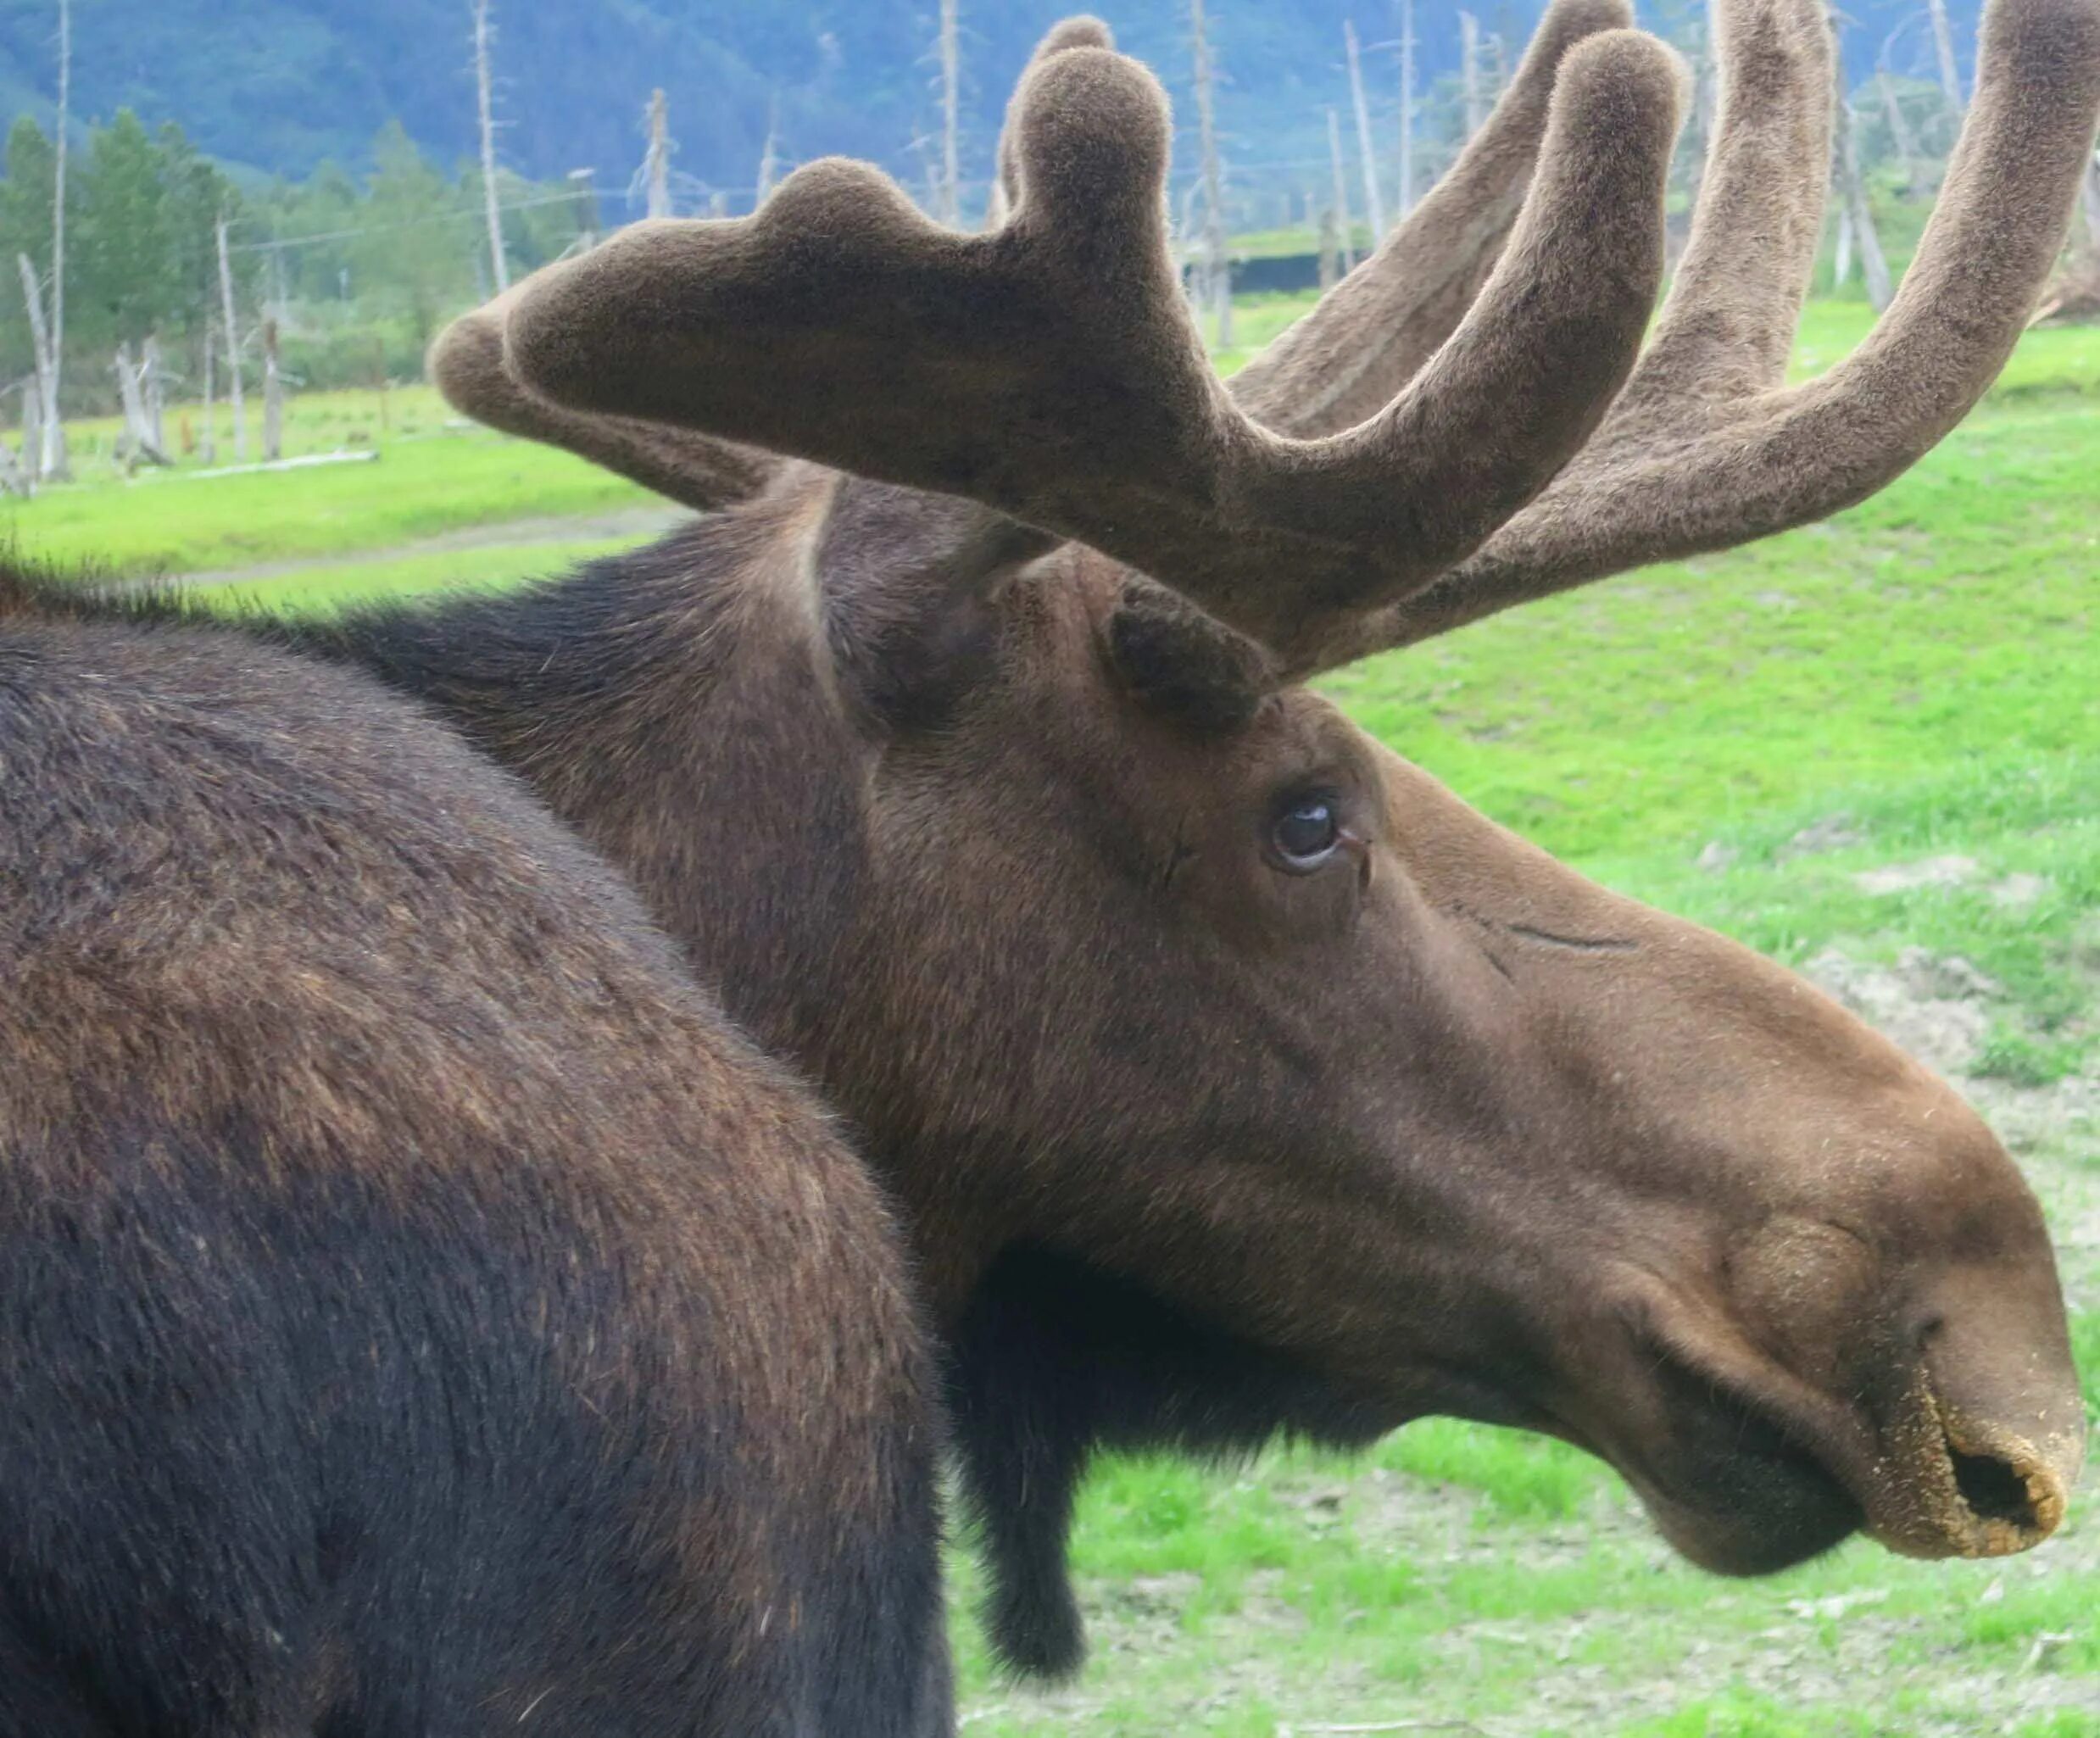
[172,504,692,588]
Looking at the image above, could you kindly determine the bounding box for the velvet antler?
[1338,0,2100,657]
[498,32,1683,672]
[1229,0,1636,438]
[427,284,780,513]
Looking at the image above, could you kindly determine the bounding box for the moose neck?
[298,508,1021,1307]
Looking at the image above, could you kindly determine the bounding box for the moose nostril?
[1947,1438,2036,1529]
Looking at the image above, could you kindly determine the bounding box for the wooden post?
[645,90,672,220]
[939,0,961,226]
[1395,0,1416,219]
[1325,105,1356,275]
[1460,12,1484,141]
[216,214,248,462]
[262,319,285,462]
[1345,20,1385,244]
[1190,0,1232,349]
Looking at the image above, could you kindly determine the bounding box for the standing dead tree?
[200,319,217,465]
[39,0,70,480]
[1459,11,1486,139]
[1190,0,1232,348]
[1927,0,1965,116]
[472,0,510,292]
[1395,0,1417,217]
[1326,105,1356,274]
[112,343,170,468]
[263,318,286,462]
[757,96,783,205]
[1345,19,1386,242]
[216,214,248,463]
[1880,69,1921,195]
[16,253,63,482]
[644,90,672,219]
[1832,77,1893,309]
[939,0,962,226]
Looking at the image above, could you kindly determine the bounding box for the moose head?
[408,0,2100,1677]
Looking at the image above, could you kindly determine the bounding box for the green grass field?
[10,298,2098,1735]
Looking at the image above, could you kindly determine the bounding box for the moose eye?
[1271,798,1342,871]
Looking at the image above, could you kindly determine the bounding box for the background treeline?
[0,109,593,412]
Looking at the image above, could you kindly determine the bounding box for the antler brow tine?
[501,32,1681,671]
[428,287,779,513]
[1356,0,2100,658]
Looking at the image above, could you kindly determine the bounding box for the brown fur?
[0,573,947,1732]
[231,0,2100,1685]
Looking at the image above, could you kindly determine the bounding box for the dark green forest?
[0,0,1983,194]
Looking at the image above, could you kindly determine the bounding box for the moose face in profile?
[359,0,2097,1678]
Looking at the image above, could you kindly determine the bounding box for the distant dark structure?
[0,568,944,1733]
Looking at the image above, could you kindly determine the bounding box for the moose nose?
[1872,1390,2081,1559]
[1868,1274,2086,1560]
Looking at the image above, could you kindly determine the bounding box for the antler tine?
[503,35,1682,670]
[998,17,1117,215]
[1230,0,1635,439]
[428,287,780,513]
[1356,0,2100,659]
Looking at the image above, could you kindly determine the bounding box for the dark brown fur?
[0,570,946,1734]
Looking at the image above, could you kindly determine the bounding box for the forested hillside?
[0,0,1980,198]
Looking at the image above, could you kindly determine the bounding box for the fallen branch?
[1277,1722,1490,1736]
[181,450,380,482]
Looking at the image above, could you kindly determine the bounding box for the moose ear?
[1106,579,1276,735]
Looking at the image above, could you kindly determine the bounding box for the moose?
[2,0,2096,1729]
[322,0,2092,1679]
[0,567,948,1733]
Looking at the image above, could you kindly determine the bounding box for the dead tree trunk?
[644,91,672,219]
[757,96,782,205]
[473,0,509,292]
[1878,72,1919,198]
[216,214,248,462]
[1345,19,1384,244]
[1317,205,1341,292]
[1395,0,1416,218]
[1926,0,1964,130]
[1325,105,1356,276]
[201,318,217,465]
[1189,0,1231,349]
[19,373,40,489]
[16,252,63,480]
[141,333,166,452]
[263,319,285,462]
[2081,150,2100,248]
[42,0,69,480]
[1832,207,1854,289]
[1832,93,1892,311]
[113,343,170,467]
[938,0,961,226]
[1460,12,1485,141]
